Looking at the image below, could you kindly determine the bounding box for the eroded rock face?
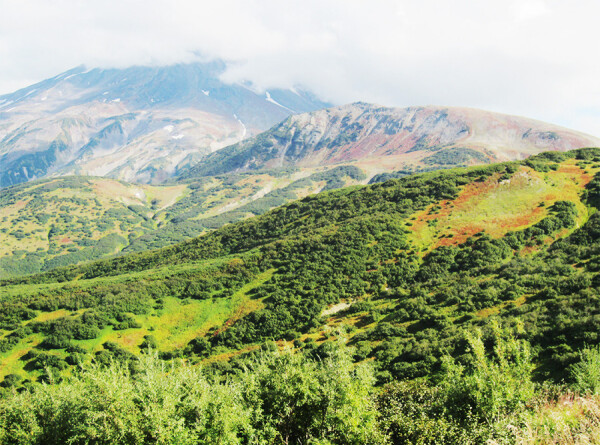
[0,62,329,187]
[183,102,600,178]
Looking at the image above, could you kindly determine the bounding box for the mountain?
[2,147,600,390]
[0,62,330,187]
[180,102,600,179]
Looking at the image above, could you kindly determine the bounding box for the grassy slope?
[1,148,600,384]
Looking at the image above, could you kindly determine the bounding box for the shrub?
[571,344,600,395]
[440,323,536,425]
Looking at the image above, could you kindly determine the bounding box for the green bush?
[0,345,383,444]
[570,344,600,395]
[440,323,536,424]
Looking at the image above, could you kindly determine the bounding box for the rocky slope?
[181,102,600,179]
[0,62,329,187]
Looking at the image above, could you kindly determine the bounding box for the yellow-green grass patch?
[408,164,594,253]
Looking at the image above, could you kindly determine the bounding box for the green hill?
[2,147,600,442]
[0,147,598,378]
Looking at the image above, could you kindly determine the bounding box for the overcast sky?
[1,0,599,136]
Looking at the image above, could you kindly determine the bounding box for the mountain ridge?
[0,62,330,187]
[179,102,600,179]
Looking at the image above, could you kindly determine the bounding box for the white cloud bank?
[1,0,599,136]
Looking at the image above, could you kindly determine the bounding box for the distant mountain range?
[180,102,600,179]
[0,61,330,187]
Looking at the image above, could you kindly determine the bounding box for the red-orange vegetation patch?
[410,173,514,247]
[438,207,548,249]
[60,237,72,244]
[518,245,541,256]
[15,200,28,210]
[408,165,588,250]
[325,133,420,164]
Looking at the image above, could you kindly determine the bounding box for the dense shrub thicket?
[3,333,600,444]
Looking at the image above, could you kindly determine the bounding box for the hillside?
[0,62,329,187]
[2,147,600,442]
[180,102,600,179]
[1,147,600,388]
[0,165,366,277]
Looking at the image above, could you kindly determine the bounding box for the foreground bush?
[0,345,382,445]
[3,335,600,444]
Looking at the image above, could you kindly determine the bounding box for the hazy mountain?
[0,61,329,187]
[180,102,600,180]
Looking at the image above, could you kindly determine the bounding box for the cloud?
[513,0,550,21]
[0,0,599,136]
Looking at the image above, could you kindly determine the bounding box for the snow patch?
[163,125,174,133]
[102,91,109,95]
[112,98,121,103]
[265,91,294,112]
[202,90,210,96]
[233,114,247,140]
[172,134,185,140]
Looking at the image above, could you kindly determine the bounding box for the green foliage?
[376,326,536,444]
[1,148,600,396]
[571,345,600,395]
[0,346,382,445]
[440,324,536,424]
